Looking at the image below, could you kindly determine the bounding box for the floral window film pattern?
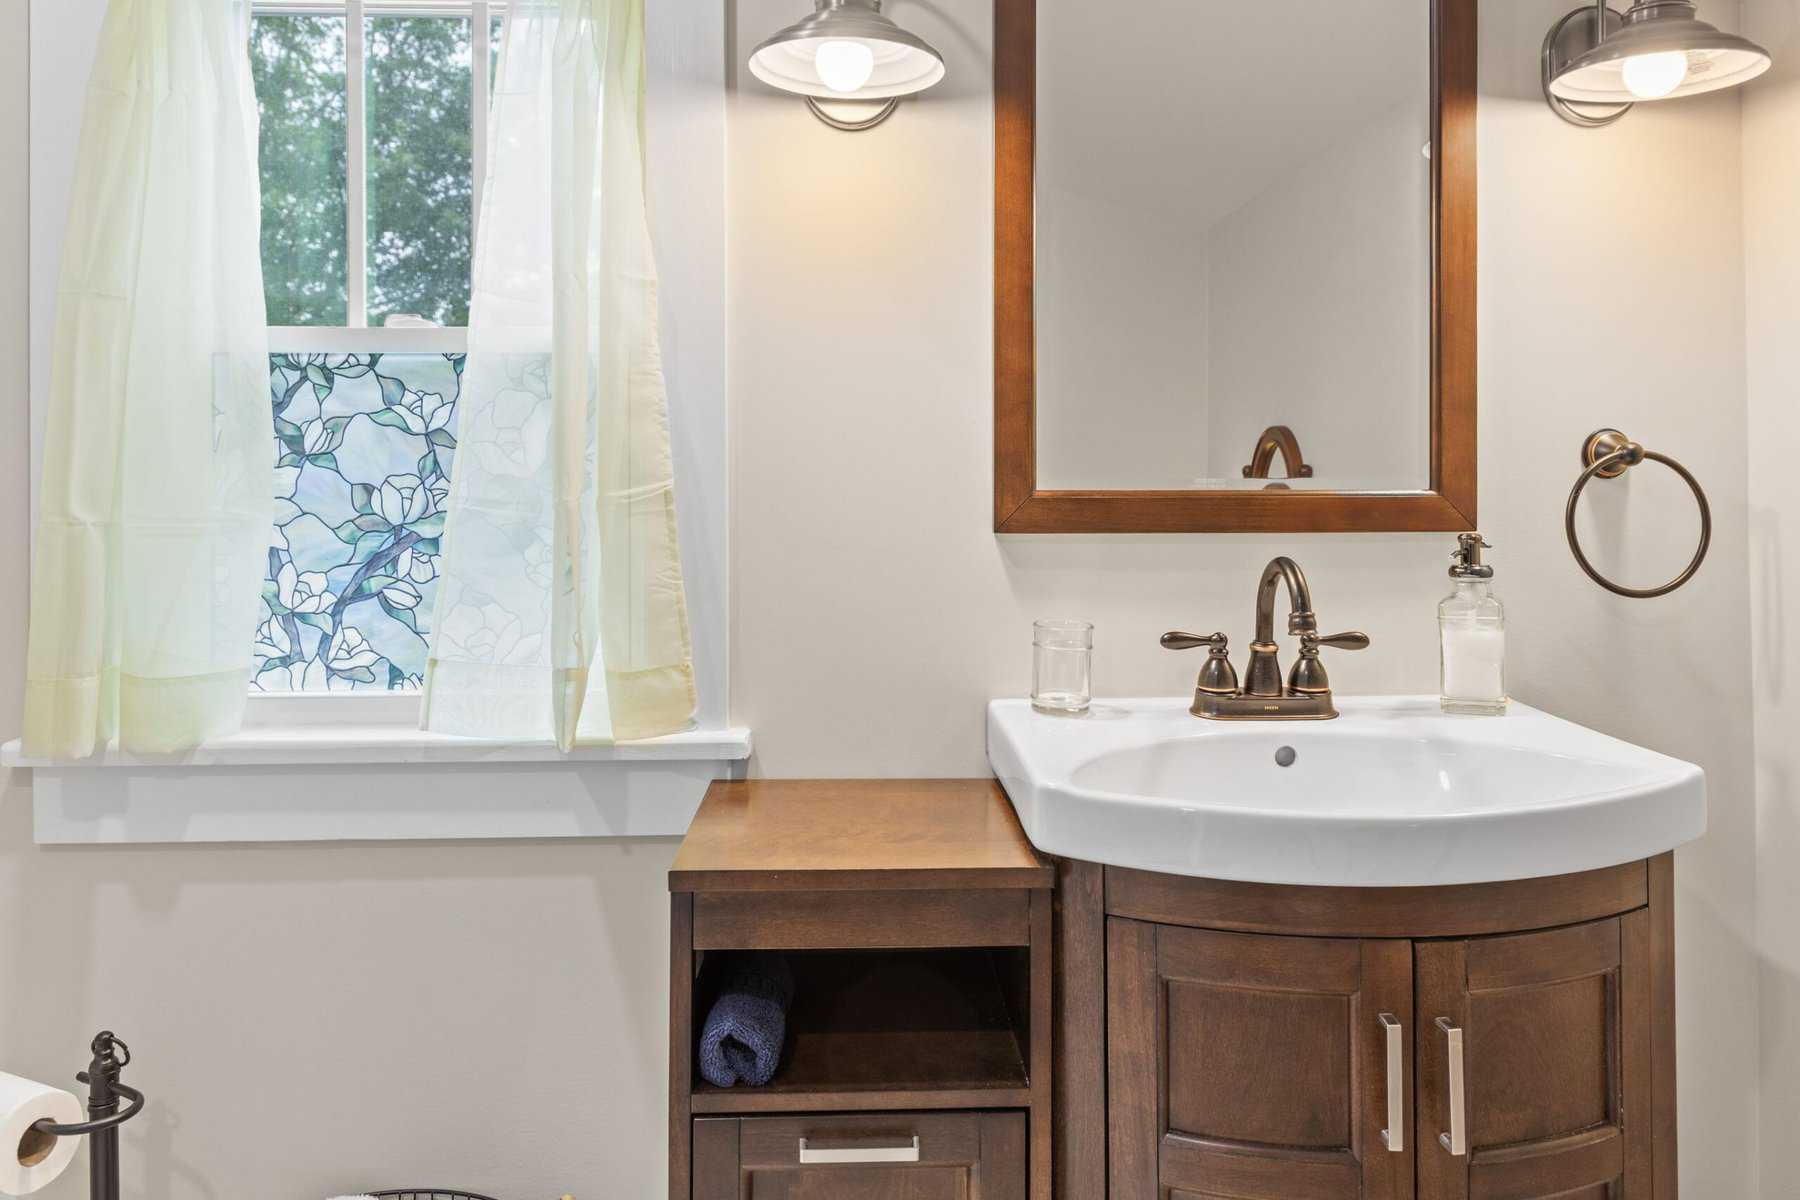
[259,352,463,691]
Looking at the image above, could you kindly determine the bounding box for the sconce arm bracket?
[806,96,902,131]
[1543,5,1635,127]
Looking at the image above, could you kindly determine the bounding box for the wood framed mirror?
[994,0,1476,533]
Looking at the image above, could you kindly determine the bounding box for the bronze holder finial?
[28,1031,145,1200]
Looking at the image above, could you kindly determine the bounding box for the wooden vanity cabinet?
[1072,856,1679,1200]
[669,781,1054,1200]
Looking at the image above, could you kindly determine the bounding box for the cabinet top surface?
[670,779,1053,892]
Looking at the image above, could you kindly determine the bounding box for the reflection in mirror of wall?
[1035,1,1432,493]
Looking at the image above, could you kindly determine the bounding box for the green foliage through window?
[367,16,474,326]
[252,15,349,326]
[250,11,479,327]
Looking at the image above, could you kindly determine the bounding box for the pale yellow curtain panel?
[421,0,696,748]
[25,0,270,757]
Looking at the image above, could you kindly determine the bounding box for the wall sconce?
[1543,0,1771,127]
[749,0,946,131]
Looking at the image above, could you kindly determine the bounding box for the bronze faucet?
[1162,556,1369,720]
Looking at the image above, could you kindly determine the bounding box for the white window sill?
[0,725,752,770]
[2,695,752,845]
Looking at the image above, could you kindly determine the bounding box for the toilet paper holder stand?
[28,1031,144,1200]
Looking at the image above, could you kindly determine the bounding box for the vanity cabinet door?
[1107,919,1414,1200]
[692,1111,1026,1200]
[1415,914,1653,1200]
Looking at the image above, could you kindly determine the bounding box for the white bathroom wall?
[0,0,31,1084]
[1742,2,1800,1195]
[729,0,1760,1193]
[1480,7,1760,1191]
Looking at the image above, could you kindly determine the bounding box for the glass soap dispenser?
[1440,533,1507,716]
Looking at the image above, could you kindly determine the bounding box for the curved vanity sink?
[988,696,1705,887]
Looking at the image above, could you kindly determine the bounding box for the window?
[251,0,504,333]
[250,2,503,692]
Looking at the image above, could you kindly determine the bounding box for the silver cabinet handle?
[1377,1013,1403,1152]
[1436,1016,1467,1156]
[798,1135,921,1165]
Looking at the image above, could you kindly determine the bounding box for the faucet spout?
[1244,557,1316,697]
[1253,557,1316,643]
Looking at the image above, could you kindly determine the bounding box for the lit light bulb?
[814,40,876,93]
[1621,51,1689,99]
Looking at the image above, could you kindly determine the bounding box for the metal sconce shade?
[749,0,945,101]
[1546,1,1770,114]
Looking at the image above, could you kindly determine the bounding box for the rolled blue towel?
[698,953,794,1088]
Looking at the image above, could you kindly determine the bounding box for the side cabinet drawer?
[692,1111,1027,1199]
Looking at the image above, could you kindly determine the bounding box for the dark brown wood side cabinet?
[1061,855,1680,1200]
[668,780,1054,1200]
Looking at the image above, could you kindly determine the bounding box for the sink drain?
[1274,746,1297,768]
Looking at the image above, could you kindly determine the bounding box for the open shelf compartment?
[689,948,1032,1114]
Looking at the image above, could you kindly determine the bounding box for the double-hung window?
[250,1,504,694]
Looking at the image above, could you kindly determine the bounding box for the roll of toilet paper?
[0,1072,82,1197]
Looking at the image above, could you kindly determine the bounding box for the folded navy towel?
[698,953,794,1088]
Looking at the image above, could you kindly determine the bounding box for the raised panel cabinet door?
[692,1111,1027,1200]
[1107,918,1415,1200]
[1415,913,1653,1200]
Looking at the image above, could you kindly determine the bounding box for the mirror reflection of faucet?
[1240,425,1313,487]
[1162,557,1368,720]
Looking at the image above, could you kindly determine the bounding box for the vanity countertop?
[670,779,1053,893]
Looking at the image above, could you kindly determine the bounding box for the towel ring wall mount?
[1564,428,1712,599]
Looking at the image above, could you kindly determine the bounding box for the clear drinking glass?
[1033,620,1093,714]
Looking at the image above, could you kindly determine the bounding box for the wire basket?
[368,1192,501,1200]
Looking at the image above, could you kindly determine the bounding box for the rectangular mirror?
[995,0,1476,533]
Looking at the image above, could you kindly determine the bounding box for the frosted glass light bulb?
[815,40,876,93]
[1622,51,1689,99]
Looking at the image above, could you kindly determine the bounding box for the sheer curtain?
[25,0,270,757]
[422,0,695,748]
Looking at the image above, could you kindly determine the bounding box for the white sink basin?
[987,696,1705,887]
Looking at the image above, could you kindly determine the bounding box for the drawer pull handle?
[1378,1012,1403,1152]
[1436,1016,1467,1157]
[798,1136,921,1165]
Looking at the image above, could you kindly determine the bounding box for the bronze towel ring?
[1564,428,1712,599]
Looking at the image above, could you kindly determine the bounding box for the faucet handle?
[1161,631,1227,651]
[1308,631,1370,651]
[1289,631,1370,695]
[1163,631,1240,696]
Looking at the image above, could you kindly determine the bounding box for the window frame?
[253,0,500,350]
